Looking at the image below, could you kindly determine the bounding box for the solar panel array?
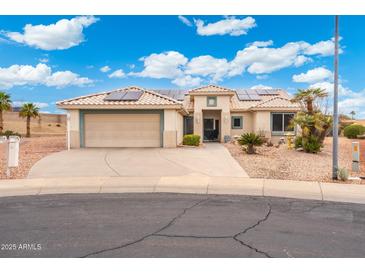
[153,90,187,101]
[235,89,262,101]
[104,90,144,101]
[256,89,280,95]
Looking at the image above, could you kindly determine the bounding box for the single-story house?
[57,85,300,148]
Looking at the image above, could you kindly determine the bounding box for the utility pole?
[332,15,339,179]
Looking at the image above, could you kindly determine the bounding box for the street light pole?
[332,15,339,179]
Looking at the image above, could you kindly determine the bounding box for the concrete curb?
[1,176,365,204]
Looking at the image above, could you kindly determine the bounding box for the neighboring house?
[57,85,300,148]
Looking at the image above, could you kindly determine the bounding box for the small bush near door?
[183,134,200,146]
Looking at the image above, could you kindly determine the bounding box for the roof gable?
[250,97,300,110]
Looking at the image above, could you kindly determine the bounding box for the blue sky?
[0,15,364,117]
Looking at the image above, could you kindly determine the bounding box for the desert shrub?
[56,124,61,127]
[337,167,349,181]
[48,124,52,126]
[183,134,200,146]
[238,133,264,154]
[302,135,321,153]
[343,124,365,139]
[0,130,21,138]
[294,136,303,148]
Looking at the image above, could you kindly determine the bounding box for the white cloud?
[38,58,49,63]
[130,51,188,79]
[292,67,333,83]
[248,40,273,47]
[172,75,202,87]
[185,55,230,82]
[131,38,340,87]
[12,101,49,108]
[256,74,268,80]
[309,81,353,97]
[178,15,192,27]
[303,39,342,56]
[294,55,312,67]
[338,89,365,117]
[251,84,273,89]
[195,16,256,36]
[5,16,98,50]
[0,63,93,89]
[108,69,125,78]
[100,65,111,73]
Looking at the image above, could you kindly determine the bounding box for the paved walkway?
[28,143,248,178]
[1,175,365,204]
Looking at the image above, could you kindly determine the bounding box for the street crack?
[80,197,209,258]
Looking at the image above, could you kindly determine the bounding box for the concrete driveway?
[28,143,248,178]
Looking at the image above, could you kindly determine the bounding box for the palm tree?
[290,88,328,114]
[19,103,39,137]
[0,91,12,134]
[350,111,356,120]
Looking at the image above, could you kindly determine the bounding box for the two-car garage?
[83,112,162,148]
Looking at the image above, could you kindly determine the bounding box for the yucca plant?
[238,133,264,154]
[0,91,12,134]
[19,103,40,137]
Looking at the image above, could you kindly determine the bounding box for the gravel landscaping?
[225,137,365,183]
[0,136,66,179]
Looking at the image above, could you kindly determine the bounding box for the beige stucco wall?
[252,111,271,138]
[68,109,80,148]
[230,112,254,137]
[163,109,182,148]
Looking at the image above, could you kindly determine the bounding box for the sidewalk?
[1,175,365,204]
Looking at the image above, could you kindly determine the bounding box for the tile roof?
[57,86,182,107]
[250,97,300,110]
[189,84,236,94]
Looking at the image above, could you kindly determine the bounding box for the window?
[207,96,217,107]
[231,116,243,129]
[204,118,214,130]
[184,116,194,135]
[271,113,295,134]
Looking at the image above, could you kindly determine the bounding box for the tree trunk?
[26,116,31,138]
[0,110,3,134]
[247,144,255,154]
[306,99,314,114]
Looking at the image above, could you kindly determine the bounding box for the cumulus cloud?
[5,16,98,50]
[131,38,340,87]
[195,16,256,36]
[12,101,49,108]
[100,65,111,73]
[108,69,125,78]
[172,75,202,87]
[292,67,333,83]
[0,63,93,89]
[185,55,230,82]
[130,51,188,79]
[247,40,273,47]
[309,81,353,97]
[178,15,192,27]
[303,38,342,56]
[251,84,273,89]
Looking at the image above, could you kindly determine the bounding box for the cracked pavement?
[0,193,364,258]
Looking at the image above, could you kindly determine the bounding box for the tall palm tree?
[0,91,12,134]
[350,111,356,120]
[19,103,39,138]
[290,88,328,114]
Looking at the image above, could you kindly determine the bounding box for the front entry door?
[203,118,219,141]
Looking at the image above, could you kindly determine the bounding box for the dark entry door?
[203,118,219,141]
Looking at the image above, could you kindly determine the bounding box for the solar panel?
[248,94,261,100]
[121,91,143,100]
[238,94,250,100]
[104,90,143,101]
[153,89,188,101]
[104,91,124,101]
[256,90,268,95]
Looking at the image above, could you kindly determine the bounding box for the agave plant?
[238,133,264,154]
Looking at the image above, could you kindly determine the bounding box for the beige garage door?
[84,113,161,147]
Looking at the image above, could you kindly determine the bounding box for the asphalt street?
[0,193,364,258]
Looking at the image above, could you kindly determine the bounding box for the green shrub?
[343,124,365,139]
[337,167,349,181]
[0,130,21,138]
[302,135,321,153]
[183,134,200,146]
[238,133,264,154]
[294,136,303,149]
